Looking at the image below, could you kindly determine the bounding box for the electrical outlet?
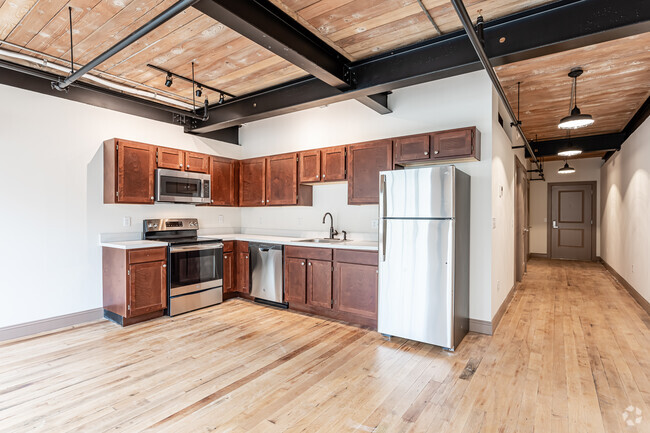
[371,220,378,229]
[497,280,501,292]
[499,185,503,198]
[492,217,496,229]
[217,215,224,224]
[632,264,635,273]
[122,216,131,227]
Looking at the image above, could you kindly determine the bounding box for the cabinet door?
[321,146,346,182]
[117,140,155,204]
[285,257,307,304]
[210,156,237,206]
[307,259,332,309]
[334,262,378,319]
[432,128,474,159]
[239,158,266,207]
[266,153,298,205]
[127,260,166,317]
[394,134,430,163]
[223,252,234,292]
[299,150,321,183]
[237,251,250,293]
[184,152,210,173]
[157,147,184,170]
[347,140,392,205]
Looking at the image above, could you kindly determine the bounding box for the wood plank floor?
[1,259,650,432]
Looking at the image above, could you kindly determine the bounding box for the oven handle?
[170,243,223,253]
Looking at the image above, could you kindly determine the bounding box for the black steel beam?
[356,93,392,115]
[623,95,650,138]
[187,126,240,145]
[191,0,650,133]
[194,0,350,89]
[527,133,625,158]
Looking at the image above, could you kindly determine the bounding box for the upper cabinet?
[239,155,312,207]
[298,150,321,183]
[347,139,393,205]
[298,146,347,184]
[156,147,184,170]
[266,153,299,205]
[239,157,267,207]
[104,139,155,204]
[394,134,430,164]
[210,156,238,206]
[184,152,210,173]
[394,127,480,166]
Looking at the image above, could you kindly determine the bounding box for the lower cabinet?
[223,241,235,292]
[102,246,167,326]
[284,246,377,328]
[236,241,250,293]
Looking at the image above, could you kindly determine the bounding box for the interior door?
[514,158,529,281]
[550,183,594,261]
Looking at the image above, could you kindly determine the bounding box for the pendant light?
[558,67,594,129]
[558,149,582,157]
[558,159,575,174]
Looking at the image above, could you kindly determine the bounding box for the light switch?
[371,220,378,229]
[123,216,131,227]
[217,215,224,224]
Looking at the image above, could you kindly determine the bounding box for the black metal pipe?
[450,0,544,179]
[52,0,199,91]
[146,63,235,98]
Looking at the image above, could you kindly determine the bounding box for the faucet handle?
[342,230,347,241]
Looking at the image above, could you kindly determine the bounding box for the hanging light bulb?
[558,67,594,129]
[218,93,225,104]
[164,72,173,88]
[558,159,575,174]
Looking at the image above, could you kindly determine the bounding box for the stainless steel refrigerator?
[378,165,470,350]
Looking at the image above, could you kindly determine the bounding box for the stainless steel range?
[143,218,223,316]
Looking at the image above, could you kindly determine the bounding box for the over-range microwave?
[155,168,211,204]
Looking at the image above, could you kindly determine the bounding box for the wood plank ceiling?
[495,33,650,142]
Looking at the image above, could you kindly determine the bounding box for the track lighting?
[558,160,575,174]
[218,93,224,104]
[558,67,594,130]
[195,86,202,98]
[164,72,173,88]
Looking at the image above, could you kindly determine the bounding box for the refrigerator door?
[378,218,454,348]
[380,166,455,219]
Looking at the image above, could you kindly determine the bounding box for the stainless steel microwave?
[155,168,211,204]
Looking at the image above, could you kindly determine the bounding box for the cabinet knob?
[322,174,325,179]
[301,262,305,266]
[186,164,190,168]
[162,264,166,268]
[424,151,428,155]
[266,199,269,203]
[179,164,182,168]
[434,150,439,155]
[246,255,248,259]
[150,196,154,200]
[308,262,311,266]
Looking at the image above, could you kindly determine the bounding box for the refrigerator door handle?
[380,174,387,218]
[381,218,387,262]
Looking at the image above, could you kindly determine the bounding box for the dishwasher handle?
[259,247,270,252]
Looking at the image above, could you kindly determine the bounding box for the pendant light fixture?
[558,159,575,174]
[558,67,594,129]
[558,149,582,157]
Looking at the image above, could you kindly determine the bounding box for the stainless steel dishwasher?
[249,243,286,307]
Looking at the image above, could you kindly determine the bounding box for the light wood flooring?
[1,259,650,432]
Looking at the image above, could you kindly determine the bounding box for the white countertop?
[203,234,378,251]
[100,240,169,250]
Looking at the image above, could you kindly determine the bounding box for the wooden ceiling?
[267,0,556,61]
[495,33,650,142]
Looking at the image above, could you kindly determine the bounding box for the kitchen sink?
[295,238,346,243]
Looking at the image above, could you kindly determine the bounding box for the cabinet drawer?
[223,241,234,253]
[333,249,378,266]
[128,247,167,264]
[285,246,332,261]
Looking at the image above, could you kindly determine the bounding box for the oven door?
[169,243,223,297]
[155,168,210,204]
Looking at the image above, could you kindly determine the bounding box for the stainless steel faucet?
[322,212,339,239]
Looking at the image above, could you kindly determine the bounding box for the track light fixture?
[164,72,173,87]
[195,86,202,98]
[558,67,594,130]
[218,93,225,104]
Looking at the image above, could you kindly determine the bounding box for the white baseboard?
[0,308,104,342]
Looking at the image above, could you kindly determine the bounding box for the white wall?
[601,117,650,303]
[240,71,496,321]
[0,84,241,328]
[529,158,602,255]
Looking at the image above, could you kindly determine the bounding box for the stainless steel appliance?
[143,218,223,316]
[378,165,470,350]
[249,243,285,306]
[155,168,211,204]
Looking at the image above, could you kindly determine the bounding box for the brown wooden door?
[549,183,594,261]
[184,152,210,173]
[223,252,234,292]
[334,262,378,319]
[299,150,321,183]
[285,257,307,304]
[239,158,266,207]
[117,140,155,204]
[394,134,431,163]
[127,260,166,317]
[237,251,250,292]
[347,140,392,205]
[266,153,298,205]
[432,128,473,159]
[321,146,346,181]
[157,147,184,170]
[210,156,237,206]
[515,157,529,282]
[307,259,332,309]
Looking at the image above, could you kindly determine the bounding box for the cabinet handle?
[179,164,182,168]
[150,196,154,200]
[301,262,305,266]
[266,199,269,203]
[246,255,248,259]
[434,150,439,155]
[308,262,312,266]
[322,174,325,179]
[424,151,428,155]
[162,264,166,268]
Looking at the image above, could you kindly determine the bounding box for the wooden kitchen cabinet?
[284,246,332,305]
[102,246,167,326]
[235,241,250,293]
[298,149,321,183]
[223,241,235,292]
[239,158,266,207]
[347,139,393,205]
[284,257,307,303]
[321,146,346,182]
[394,134,431,164]
[157,147,184,170]
[104,138,155,204]
[333,255,378,321]
[308,259,333,309]
[210,156,238,206]
[266,153,299,206]
[184,151,210,173]
[431,127,479,161]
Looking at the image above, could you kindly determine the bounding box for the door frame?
[514,156,529,282]
[546,181,597,261]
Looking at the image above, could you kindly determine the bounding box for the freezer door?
[378,218,454,348]
[380,166,455,219]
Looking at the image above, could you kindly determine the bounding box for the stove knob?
[153,224,158,228]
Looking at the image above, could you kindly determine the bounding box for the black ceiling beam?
[623,95,650,139]
[186,125,240,145]
[357,92,392,115]
[190,0,650,133]
[527,133,625,158]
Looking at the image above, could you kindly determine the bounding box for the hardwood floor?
[1,259,650,432]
